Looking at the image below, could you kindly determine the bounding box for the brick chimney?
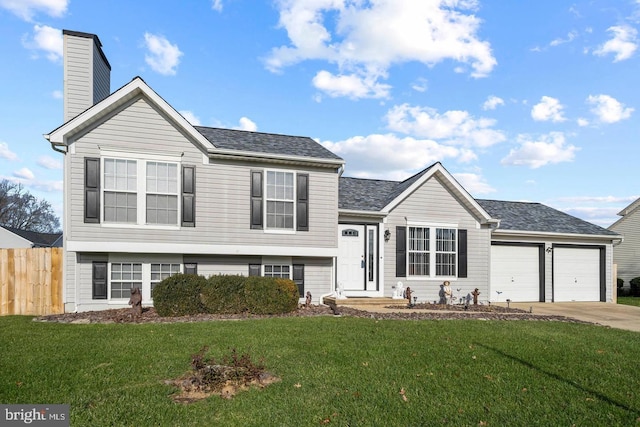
[62,30,111,122]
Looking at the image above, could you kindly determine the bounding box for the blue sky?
[0,0,638,228]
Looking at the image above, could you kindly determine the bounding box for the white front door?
[338,224,379,294]
[338,225,366,291]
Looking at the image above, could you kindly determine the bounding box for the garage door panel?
[491,245,540,302]
[554,247,601,302]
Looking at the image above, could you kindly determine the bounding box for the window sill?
[263,229,297,235]
[101,223,181,231]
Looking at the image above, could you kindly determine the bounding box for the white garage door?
[554,247,601,302]
[490,245,541,302]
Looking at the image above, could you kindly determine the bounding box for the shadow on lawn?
[474,343,638,415]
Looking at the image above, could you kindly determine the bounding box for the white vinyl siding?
[67,97,339,250]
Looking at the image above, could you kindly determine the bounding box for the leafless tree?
[0,179,60,233]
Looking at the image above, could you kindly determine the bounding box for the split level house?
[609,198,640,286]
[46,30,622,313]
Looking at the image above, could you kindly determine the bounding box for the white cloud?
[266,0,496,99]
[385,104,506,148]
[234,117,258,132]
[211,0,223,12]
[501,132,579,169]
[37,155,62,170]
[411,78,428,93]
[453,172,496,195]
[0,0,68,21]
[179,110,201,126]
[550,31,577,47]
[531,96,567,122]
[14,168,35,180]
[22,24,63,62]
[593,25,638,62]
[322,133,472,179]
[482,95,504,111]
[555,195,639,204]
[143,33,183,76]
[577,117,589,127]
[0,142,18,161]
[52,90,62,99]
[312,70,391,99]
[587,94,634,123]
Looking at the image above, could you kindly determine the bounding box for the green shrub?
[201,275,248,314]
[244,277,299,315]
[617,278,624,288]
[630,277,640,297]
[153,273,207,317]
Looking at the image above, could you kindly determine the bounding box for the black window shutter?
[458,229,468,278]
[92,261,107,299]
[182,165,195,227]
[396,226,407,278]
[250,171,263,229]
[85,158,100,223]
[296,174,309,231]
[293,264,305,297]
[184,263,198,275]
[248,264,261,277]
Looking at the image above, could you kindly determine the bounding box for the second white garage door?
[553,247,601,302]
[490,244,541,302]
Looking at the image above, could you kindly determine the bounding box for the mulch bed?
[34,304,594,325]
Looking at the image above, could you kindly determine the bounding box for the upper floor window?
[266,171,294,229]
[102,157,179,226]
[104,159,137,223]
[146,162,178,225]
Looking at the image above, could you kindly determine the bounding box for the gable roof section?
[195,126,343,164]
[46,77,214,152]
[339,163,495,224]
[46,77,343,167]
[477,199,619,237]
[609,196,640,229]
[1,226,62,247]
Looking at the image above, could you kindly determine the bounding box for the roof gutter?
[491,228,622,241]
[207,149,345,169]
[44,134,67,155]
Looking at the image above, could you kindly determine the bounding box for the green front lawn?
[618,296,640,307]
[0,316,638,426]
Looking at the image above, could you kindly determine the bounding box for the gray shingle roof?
[477,199,619,236]
[339,165,437,211]
[194,126,343,161]
[2,226,62,247]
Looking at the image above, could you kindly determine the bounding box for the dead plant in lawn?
[167,346,280,403]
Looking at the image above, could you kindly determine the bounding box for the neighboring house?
[0,225,62,249]
[45,30,621,312]
[609,197,640,285]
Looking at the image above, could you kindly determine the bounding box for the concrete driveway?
[500,302,640,332]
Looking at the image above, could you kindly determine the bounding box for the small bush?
[630,277,640,297]
[201,275,248,314]
[153,273,207,317]
[617,278,624,289]
[244,277,299,315]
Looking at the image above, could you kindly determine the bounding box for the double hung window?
[266,171,294,229]
[102,157,179,226]
[110,262,142,299]
[264,265,291,279]
[407,226,457,278]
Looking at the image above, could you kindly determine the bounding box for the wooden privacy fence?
[0,248,63,315]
